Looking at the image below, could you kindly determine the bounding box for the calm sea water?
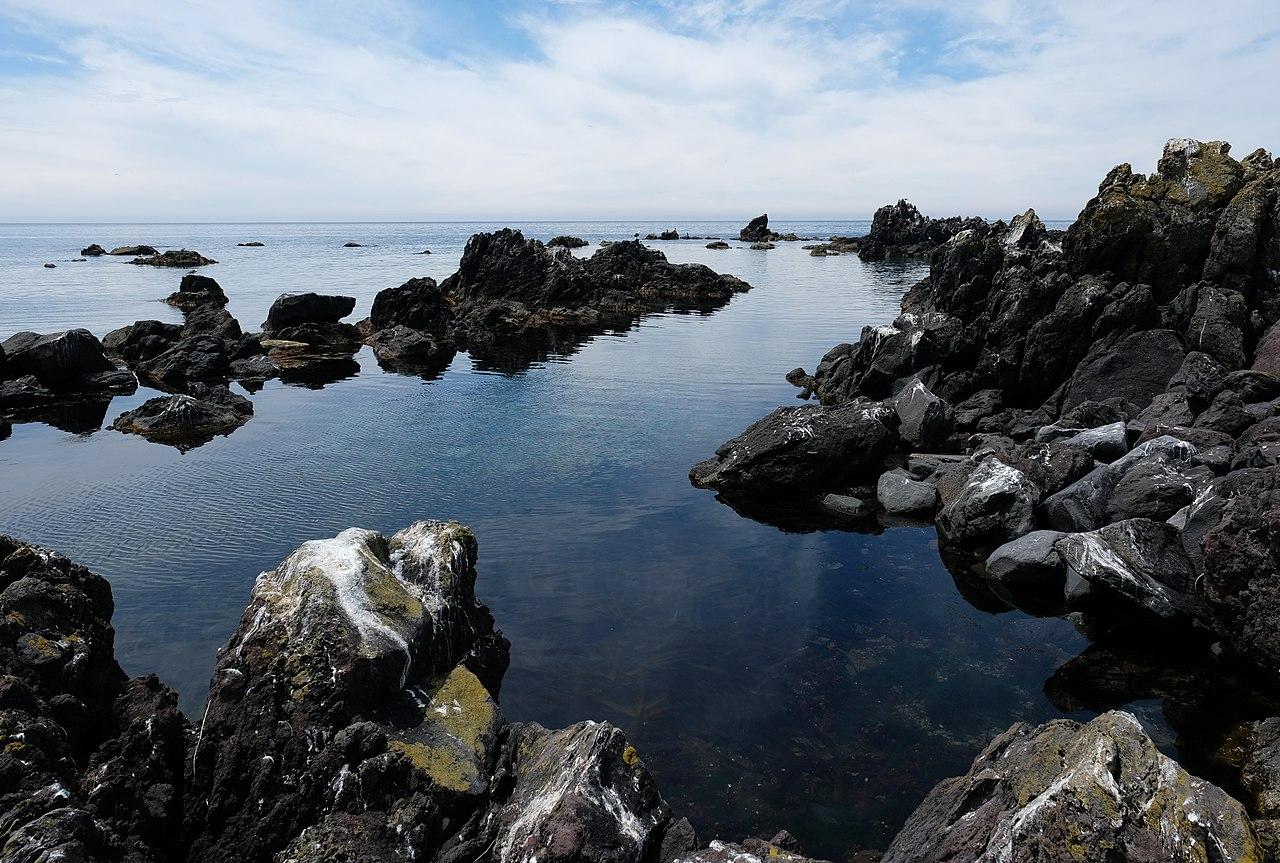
[2,220,1127,854]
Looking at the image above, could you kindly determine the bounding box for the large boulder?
[1059,329,1186,411]
[893,378,953,448]
[935,457,1039,550]
[1057,518,1203,622]
[883,711,1261,863]
[102,320,184,362]
[0,329,136,398]
[688,400,896,494]
[111,384,253,450]
[983,529,1069,615]
[264,292,357,332]
[876,467,939,516]
[166,273,228,310]
[369,277,451,334]
[1043,435,1196,532]
[738,214,776,243]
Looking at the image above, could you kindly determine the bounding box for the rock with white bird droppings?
[883,711,1262,863]
[936,457,1039,550]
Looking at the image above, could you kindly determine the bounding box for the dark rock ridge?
[813,199,991,261]
[8,525,1274,863]
[547,235,588,248]
[693,138,1280,683]
[108,245,158,256]
[166,273,228,310]
[131,250,217,268]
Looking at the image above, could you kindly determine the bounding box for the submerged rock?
[883,711,1261,863]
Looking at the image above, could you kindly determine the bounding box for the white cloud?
[0,0,1276,221]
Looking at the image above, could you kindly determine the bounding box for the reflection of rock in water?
[6,397,113,435]
[276,355,361,389]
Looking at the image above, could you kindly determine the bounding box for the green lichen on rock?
[388,665,500,796]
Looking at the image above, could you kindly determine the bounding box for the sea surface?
[0,220,1159,854]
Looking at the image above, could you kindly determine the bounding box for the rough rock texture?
[883,711,1262,863]
[81,243,107,256]
[130,250,217,268]
[184,521,678,863]
[936,457,1039,550]
[0,535,187,863]
[738,214,778,243]
[0,329,137,416]
[166,274,228,310]
[111,384,253,451]
[688,400,896,494]
[547,235,588,249]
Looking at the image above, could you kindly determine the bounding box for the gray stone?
[876,468,939,516]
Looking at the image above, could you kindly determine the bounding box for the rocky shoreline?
[690,138,1280,858]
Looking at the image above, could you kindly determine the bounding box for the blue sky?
[0,0,1277,221]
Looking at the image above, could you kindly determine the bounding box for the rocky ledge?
[692,138,1280,696]
[6,522,1276,862]
[131,250,218,267]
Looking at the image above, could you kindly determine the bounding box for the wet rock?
[108,244,157,256]
[137,335,234,384]
[675,838,829,863]
[111,384,253,450]
[130,249,217,267]
[237,241,265,247]
[706,241,729,250]
[936,457,1039,550]
[983,530,1068,615]
[81,243,106,256]
[547,235,588,249]
[883,711,1261,863]
[1057,518,1203,621]
[876,467,939,516]
[166,272,229,310]
[688,400,896,494]
[367,324,454,373]
[265,292,357,332]
[819,493,869,519]
[0,330,136,409]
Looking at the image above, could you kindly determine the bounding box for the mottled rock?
[936,457,1039,549]
[883,711,1261,863]
[1057,518,1202,621]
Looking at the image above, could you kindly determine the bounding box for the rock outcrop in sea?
[692,138,1280,697]
[811,199,990,261]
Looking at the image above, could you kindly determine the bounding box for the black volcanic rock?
[738,214,776,242]
[111,383,253,450]
[108,244,157,256]
[0,535,187,862]
[81,243,106,256]
[369,276,450,333]
[263,292,357,332]
[166,273,228,310]
[130,249,217,267]
[547,235,589,248]
[0,330,136,413]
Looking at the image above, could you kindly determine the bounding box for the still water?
[1,220,1117,854]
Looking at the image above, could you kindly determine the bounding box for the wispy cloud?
[0,0,1276,221]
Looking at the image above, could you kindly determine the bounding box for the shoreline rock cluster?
[691,138,1280,855]
[806,199,993,261]
[2,231,755,448]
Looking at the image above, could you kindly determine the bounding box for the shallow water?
[1,220,1139,854]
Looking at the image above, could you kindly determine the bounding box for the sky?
[0,0,1277,222]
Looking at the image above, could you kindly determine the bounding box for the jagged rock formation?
[81,243,106,256]
[883,711,1261,863]
[1,525,689,863]
[812,200,991,261]
[0,534,188,862]
[693,139,1280,681]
